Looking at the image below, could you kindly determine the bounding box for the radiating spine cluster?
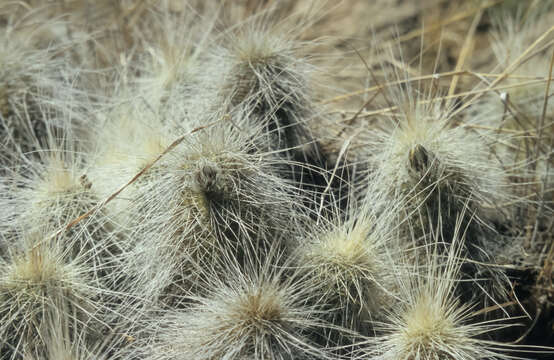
[0,1,552,359]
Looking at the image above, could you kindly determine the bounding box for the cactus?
[0,1,552,359]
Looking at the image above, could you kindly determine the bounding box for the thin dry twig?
[447,6,481,99]
[47,120,221,243]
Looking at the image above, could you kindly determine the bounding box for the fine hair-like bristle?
[359,234,517,360]
[0,238,103,358]
[0,3,76,164]
[135,247,334,360]
[294,203,399,337]
[1,1,553,358]
[360,65,513,303]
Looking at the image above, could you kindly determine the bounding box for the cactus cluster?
[0,1,552,359]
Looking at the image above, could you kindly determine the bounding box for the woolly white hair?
[133,246,334,360]
[201,9,323,161]
[0,103,138,355]
[0,3,75,162]
[88,97,172,225]
[359,63,514,290]
[87,69,307,304]
[294,200,401,336]
[123,117,306,306]
[39,310,132,360]
[128,0,218,111]
[0,121,142,360]
[366,87,509,223]
[0,235,106,359]
[200,13,356,216]
[1,114,122,287]
[359,232,517,360]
